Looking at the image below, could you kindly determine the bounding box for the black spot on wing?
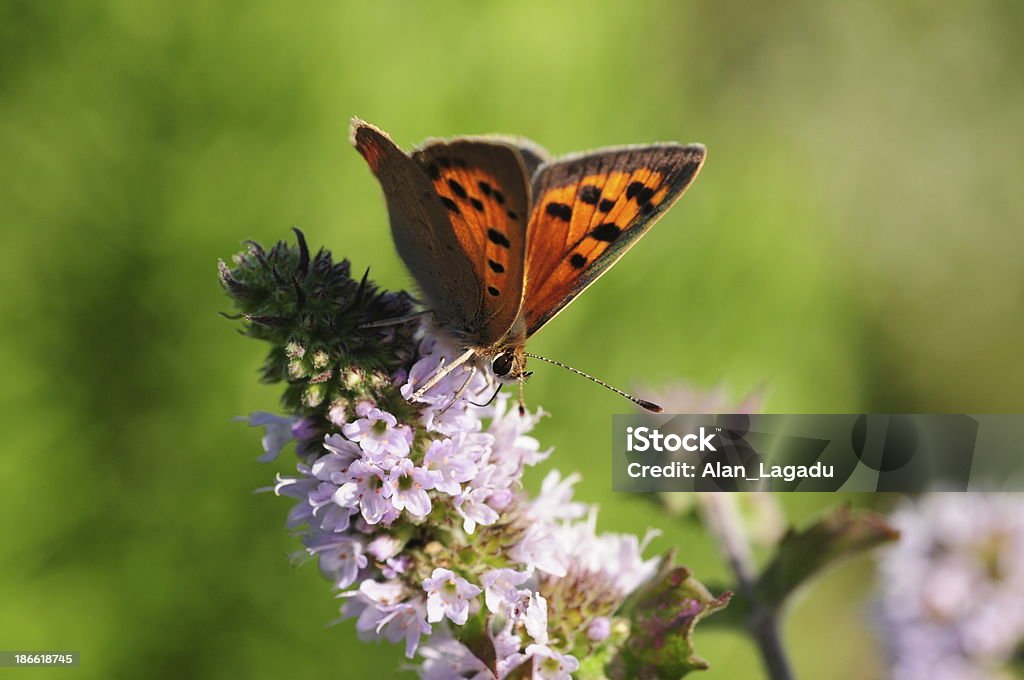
[545,202,572,222]
[487,228,511,248]
[488,259,505,273]
[448,179,467,199]
[570,253,587,269]
[478,181,492,196]
[598,198,615,212]
[579,185,601,205]
[629,182,660,203]
[507,210,518,220]
[493,190,506,205]
[626,180,657,212]
[487,286,500,296]
[590,223,621,242]
[470,197,484,211]
[440,196,460,214]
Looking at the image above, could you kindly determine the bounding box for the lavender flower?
[333,459,393,525]
[423,568,483,625]
[241,412,299,462]
[387,458,442,519]
[418,636,492,679]
[343,406,413,460]
[423,434,481,495]
[482,568,531,616]
[524,644,580,680]
[262,334,674,674]
[876,493,1024,679]
[313,535,366,589]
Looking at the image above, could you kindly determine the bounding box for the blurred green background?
[2,1,1022,678]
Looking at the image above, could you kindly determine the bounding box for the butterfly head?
[490,349,531,383]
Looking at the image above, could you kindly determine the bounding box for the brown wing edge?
[349,117,485,335]
[415,133,552,180]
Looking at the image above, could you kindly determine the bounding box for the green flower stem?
[698,493,794,680]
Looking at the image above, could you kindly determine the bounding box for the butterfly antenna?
[523,353,664,413]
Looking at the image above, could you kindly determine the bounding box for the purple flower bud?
[587,616,612,642]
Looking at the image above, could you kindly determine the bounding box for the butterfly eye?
[492,353,515,377]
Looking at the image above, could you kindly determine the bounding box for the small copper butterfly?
[351,119,706,412]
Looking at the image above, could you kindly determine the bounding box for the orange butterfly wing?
[352,119,539,347]
[521,144,706,336]
[410,139,535,346]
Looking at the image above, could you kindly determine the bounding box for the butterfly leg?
[517,382,526,416]
[410,347,476,402]
[439,363,478,413]
[358,309,433,329]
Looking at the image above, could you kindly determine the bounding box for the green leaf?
[505,658,533,679]
[453,609,498,676]
[609,552,731,679]
[757,505,898,610]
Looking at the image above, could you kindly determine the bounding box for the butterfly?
[350,118,706,412]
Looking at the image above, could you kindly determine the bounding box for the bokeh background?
[2,1,1022,678]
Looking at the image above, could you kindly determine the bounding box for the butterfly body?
[351,119,706,406]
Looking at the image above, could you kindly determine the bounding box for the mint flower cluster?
[221,232,726,679]
[260,333,658,678]
[877,494,1024,679]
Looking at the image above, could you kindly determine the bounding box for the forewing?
[351,119,482,335]
[521,144,706,335]
[411,137,532,345]
[490,135,551,177]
